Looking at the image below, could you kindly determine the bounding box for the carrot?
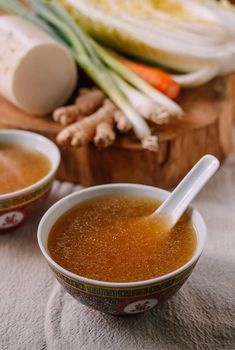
[116,55,180,99]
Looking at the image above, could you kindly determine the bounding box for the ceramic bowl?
[38,184,207,316]
[0,129,60,232]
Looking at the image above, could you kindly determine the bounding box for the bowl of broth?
[0,129,60,232]
[38,184,207,315]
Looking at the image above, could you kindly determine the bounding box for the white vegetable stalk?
[119,105,159,152]
[172,64,219,88]
[105,75,158,151]
[203,0,235,36]
[108,2,229,50]
[0,15,77,115]
[64,0,235,87]
[3,0,158,151]
[113,75,171,124]
[90,40,184,117]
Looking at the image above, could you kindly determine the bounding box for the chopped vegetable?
[0,15,77,115]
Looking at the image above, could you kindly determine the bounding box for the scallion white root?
[91,40,184,118]
[113,74,171,124]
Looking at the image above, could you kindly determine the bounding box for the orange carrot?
[116,55,180,99]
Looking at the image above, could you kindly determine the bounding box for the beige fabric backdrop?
[0,149,235,350]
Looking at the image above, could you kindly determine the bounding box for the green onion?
[90,39,183,117]
[0,0,172,150]
[45,0,101,67]
[112,73,171,124]
[0,0,62,41]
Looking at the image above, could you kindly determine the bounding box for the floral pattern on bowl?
[0,182,52,231]
[0,130,60,233]
[50,262,195,315]
[38,183,206,316]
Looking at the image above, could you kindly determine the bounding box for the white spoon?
[151,155,220,231]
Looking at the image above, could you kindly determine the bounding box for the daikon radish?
[0,15,77,115]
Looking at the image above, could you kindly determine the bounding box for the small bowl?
[0,129,60,232]
[38,184,207,316]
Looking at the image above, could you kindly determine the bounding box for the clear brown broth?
[0,142,51,195]
[48,195,197,282]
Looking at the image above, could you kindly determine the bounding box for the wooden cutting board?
[0,75,234,188]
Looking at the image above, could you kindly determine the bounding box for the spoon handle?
[151,155,220,228]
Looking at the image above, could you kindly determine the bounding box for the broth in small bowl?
[38,184,207,315]
[0,129,60,232]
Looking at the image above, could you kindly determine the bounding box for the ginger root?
[114,110,132,132]
[56,99,131,148]
[54,86,163,151]
[53,88,105,126]
[94,120,115,148]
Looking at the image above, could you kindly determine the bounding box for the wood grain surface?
[0,75,234,188]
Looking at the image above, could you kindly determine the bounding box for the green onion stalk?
[0,0,164,150]
[90,40,183,117]
[0,0,62,41]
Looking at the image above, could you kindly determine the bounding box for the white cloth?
[0,152,235,350]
